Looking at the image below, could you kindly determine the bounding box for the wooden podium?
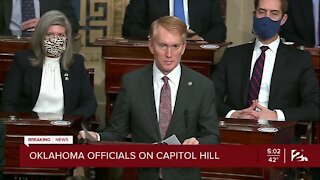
[1,112,82,177]
[93,38,232,123]
[121,118,296,180]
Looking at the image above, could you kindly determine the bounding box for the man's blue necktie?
[21,0,36,22]
[247,46,269,106]
[174,0,185,23]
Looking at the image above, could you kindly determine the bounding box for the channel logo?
[291,149,308,162]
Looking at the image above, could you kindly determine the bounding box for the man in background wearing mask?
[213,0,319,122]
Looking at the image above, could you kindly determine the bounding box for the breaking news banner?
[20,136,320,167]
[24,135,73,146]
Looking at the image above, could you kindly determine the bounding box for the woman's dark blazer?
[1,50,97,120]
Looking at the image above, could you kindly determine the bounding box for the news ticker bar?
[20,144,320,167]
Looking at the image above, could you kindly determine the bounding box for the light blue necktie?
[174,0,185,23]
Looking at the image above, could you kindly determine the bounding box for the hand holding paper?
[78,123,99,143]
[160,134,181,145]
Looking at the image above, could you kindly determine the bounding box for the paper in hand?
[161,134,181,145]
[81,123,98,142]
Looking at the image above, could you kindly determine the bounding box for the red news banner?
[20,144,320,167]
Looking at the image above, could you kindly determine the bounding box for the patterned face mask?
[43,35,67,57]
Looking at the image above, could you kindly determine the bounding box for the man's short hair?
[254,0,288,14]
[149,16,187,42]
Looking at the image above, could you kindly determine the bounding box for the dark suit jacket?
[280,0,315,46]
[0,121,4,179]
[1,0,79,34]
[100,64,219,180]
[0,0,4,34]
[213,42,319,121]
[122,0,226,42]
[1,50,97,121]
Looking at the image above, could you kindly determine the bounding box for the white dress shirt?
[226,36,285,121]
[313,0,319,46]
[153,63,181,121]
[33,57,64,120]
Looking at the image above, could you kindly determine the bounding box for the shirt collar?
[45,56,60,62]
[153,62,181,85]
[254,36,280,53]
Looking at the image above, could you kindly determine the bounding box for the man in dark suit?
[280,0,319,46]
[1,0,79,35]
[0,121,4,179]
[79,16,219,180]
[122,0,226,43]
[213,0,319,121]
[0,0,4,34]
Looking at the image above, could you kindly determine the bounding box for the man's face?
[148,26,186,75]
[255,0,287,25]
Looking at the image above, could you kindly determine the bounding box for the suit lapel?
[30,66,42,105]
[61,66,71,113]
[140,65,161,140]
[3,0,12,29]
[241,43,255,107]
[269,43,287,107]
[187,0,195,28]
[162,0,170,14]
[39,0,45,15]
[166,65,192,139]
[301,0,314,34]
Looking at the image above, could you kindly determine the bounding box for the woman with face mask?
[1,10,97,122]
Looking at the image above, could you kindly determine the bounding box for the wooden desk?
[122,118,296,180]
[305,47,320,82]
[200,118,295,180]
[1,112,82,177]
[304,47,320,144]
[0,36,31,88]
[0,36,318,144]
[93,38,231,122]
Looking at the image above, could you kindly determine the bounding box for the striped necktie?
[247,46,269,106]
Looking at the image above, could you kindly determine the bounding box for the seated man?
[280,0,319,46]
[1,0,79,36]
[122,0,227,42]
[213,0,319,121]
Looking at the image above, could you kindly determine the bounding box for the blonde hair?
[149,16,187,42]
[30,10,74,70]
